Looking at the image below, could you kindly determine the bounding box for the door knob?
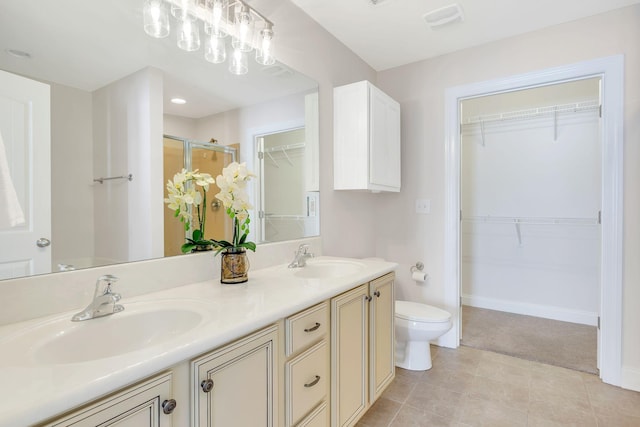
[201,379,214,393]
[162,399,177,414]
[36,238,51,248]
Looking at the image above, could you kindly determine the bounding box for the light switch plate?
[415,199,431,214]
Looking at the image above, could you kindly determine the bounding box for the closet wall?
[460,79,601,326]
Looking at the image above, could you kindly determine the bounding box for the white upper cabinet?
[333,80,401,192]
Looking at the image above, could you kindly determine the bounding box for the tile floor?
[356,346,640,426]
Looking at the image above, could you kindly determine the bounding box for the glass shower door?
[162,135,236,257]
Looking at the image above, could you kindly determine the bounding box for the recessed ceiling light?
[5,48,32,59]
[170,98,187,105]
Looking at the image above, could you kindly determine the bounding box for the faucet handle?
[298,243,310,254]
[99,274,119,283]
[95,274,119,295]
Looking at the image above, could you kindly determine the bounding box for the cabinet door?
[43,373,174,427]
[192,325,278,427]
[369,273,395,403]
[331,284,369,427]
[369,84,401,191]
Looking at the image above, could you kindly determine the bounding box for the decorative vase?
[220,248,249,284]
[191,244,213,252]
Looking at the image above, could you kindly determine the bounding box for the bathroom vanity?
[0,256,396,427]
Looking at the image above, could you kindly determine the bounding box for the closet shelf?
[263,213,307,220]
[462,215,599,226]
[462,99,600,127]
[263,142,305,153]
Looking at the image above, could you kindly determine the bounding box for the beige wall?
[376,6,640,387]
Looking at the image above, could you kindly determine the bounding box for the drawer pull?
[162,399,177,415]
[304,322,321,333]
[374,290,381,298]
[304,375,321,388]
[201,379,214,393]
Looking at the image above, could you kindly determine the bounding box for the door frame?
[443,55,624,386]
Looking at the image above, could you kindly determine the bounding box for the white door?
[0,70,51,279]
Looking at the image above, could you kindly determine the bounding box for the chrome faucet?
[288,244,314,268]
[72,274,124,321]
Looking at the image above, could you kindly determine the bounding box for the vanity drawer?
[285,341,328,426]
[285,301,329,356]
[297,401,328,427]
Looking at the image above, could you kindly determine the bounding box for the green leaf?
[192,229,203,242]
[181,243,196,253]
[240,242,256,252]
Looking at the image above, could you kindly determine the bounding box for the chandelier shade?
[142,0,275,76]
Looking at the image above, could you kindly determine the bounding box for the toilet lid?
[395,301,451,322]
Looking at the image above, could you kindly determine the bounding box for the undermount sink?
[293,259,366,279]
[1,300,213,365]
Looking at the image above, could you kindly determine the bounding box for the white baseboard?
[621,366,640,392]
[462,295,598,326]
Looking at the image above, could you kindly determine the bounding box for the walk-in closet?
[459,78,602,373]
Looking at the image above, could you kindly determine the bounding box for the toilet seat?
[395,301,451,323]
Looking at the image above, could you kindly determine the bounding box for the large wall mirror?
[0,0,319,280]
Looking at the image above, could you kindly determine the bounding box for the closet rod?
[462,215,599,226]
[462,99,600,126]
[264,213,307,220]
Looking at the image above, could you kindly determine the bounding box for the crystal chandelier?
[143,0,275,76]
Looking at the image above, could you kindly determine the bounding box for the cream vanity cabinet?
[282,301,330,426]
[40,373,175,427]
[191,325,279,427]
[330,273,395,427]
[333,80,401,193]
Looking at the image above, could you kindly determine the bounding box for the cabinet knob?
[162,399,177,415]
[201,379,214,393]
[304,375,321,388]
[304,322,321,332]
[374,290,381,298]
[365,295,372,302]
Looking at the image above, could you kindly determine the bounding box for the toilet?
[394,300,452,371]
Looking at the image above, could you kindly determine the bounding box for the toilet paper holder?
[410,262,424,273]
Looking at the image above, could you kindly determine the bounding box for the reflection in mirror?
[0,0,319,280]
[162,136,237,257]
[257,128,320,243]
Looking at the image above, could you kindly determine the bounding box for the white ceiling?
[290,0,640,71]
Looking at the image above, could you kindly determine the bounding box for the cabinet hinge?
[598,210,602,225]
[597,316,601,330]
[258,151,264,160]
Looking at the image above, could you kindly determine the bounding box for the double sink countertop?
[0,256,397,427]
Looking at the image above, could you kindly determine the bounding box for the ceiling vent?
[423,3,464,29]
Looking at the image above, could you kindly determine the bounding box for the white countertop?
[0,256,396,427]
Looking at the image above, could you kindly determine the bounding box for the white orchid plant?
[165,169,217,253]
[212,161,256,254]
